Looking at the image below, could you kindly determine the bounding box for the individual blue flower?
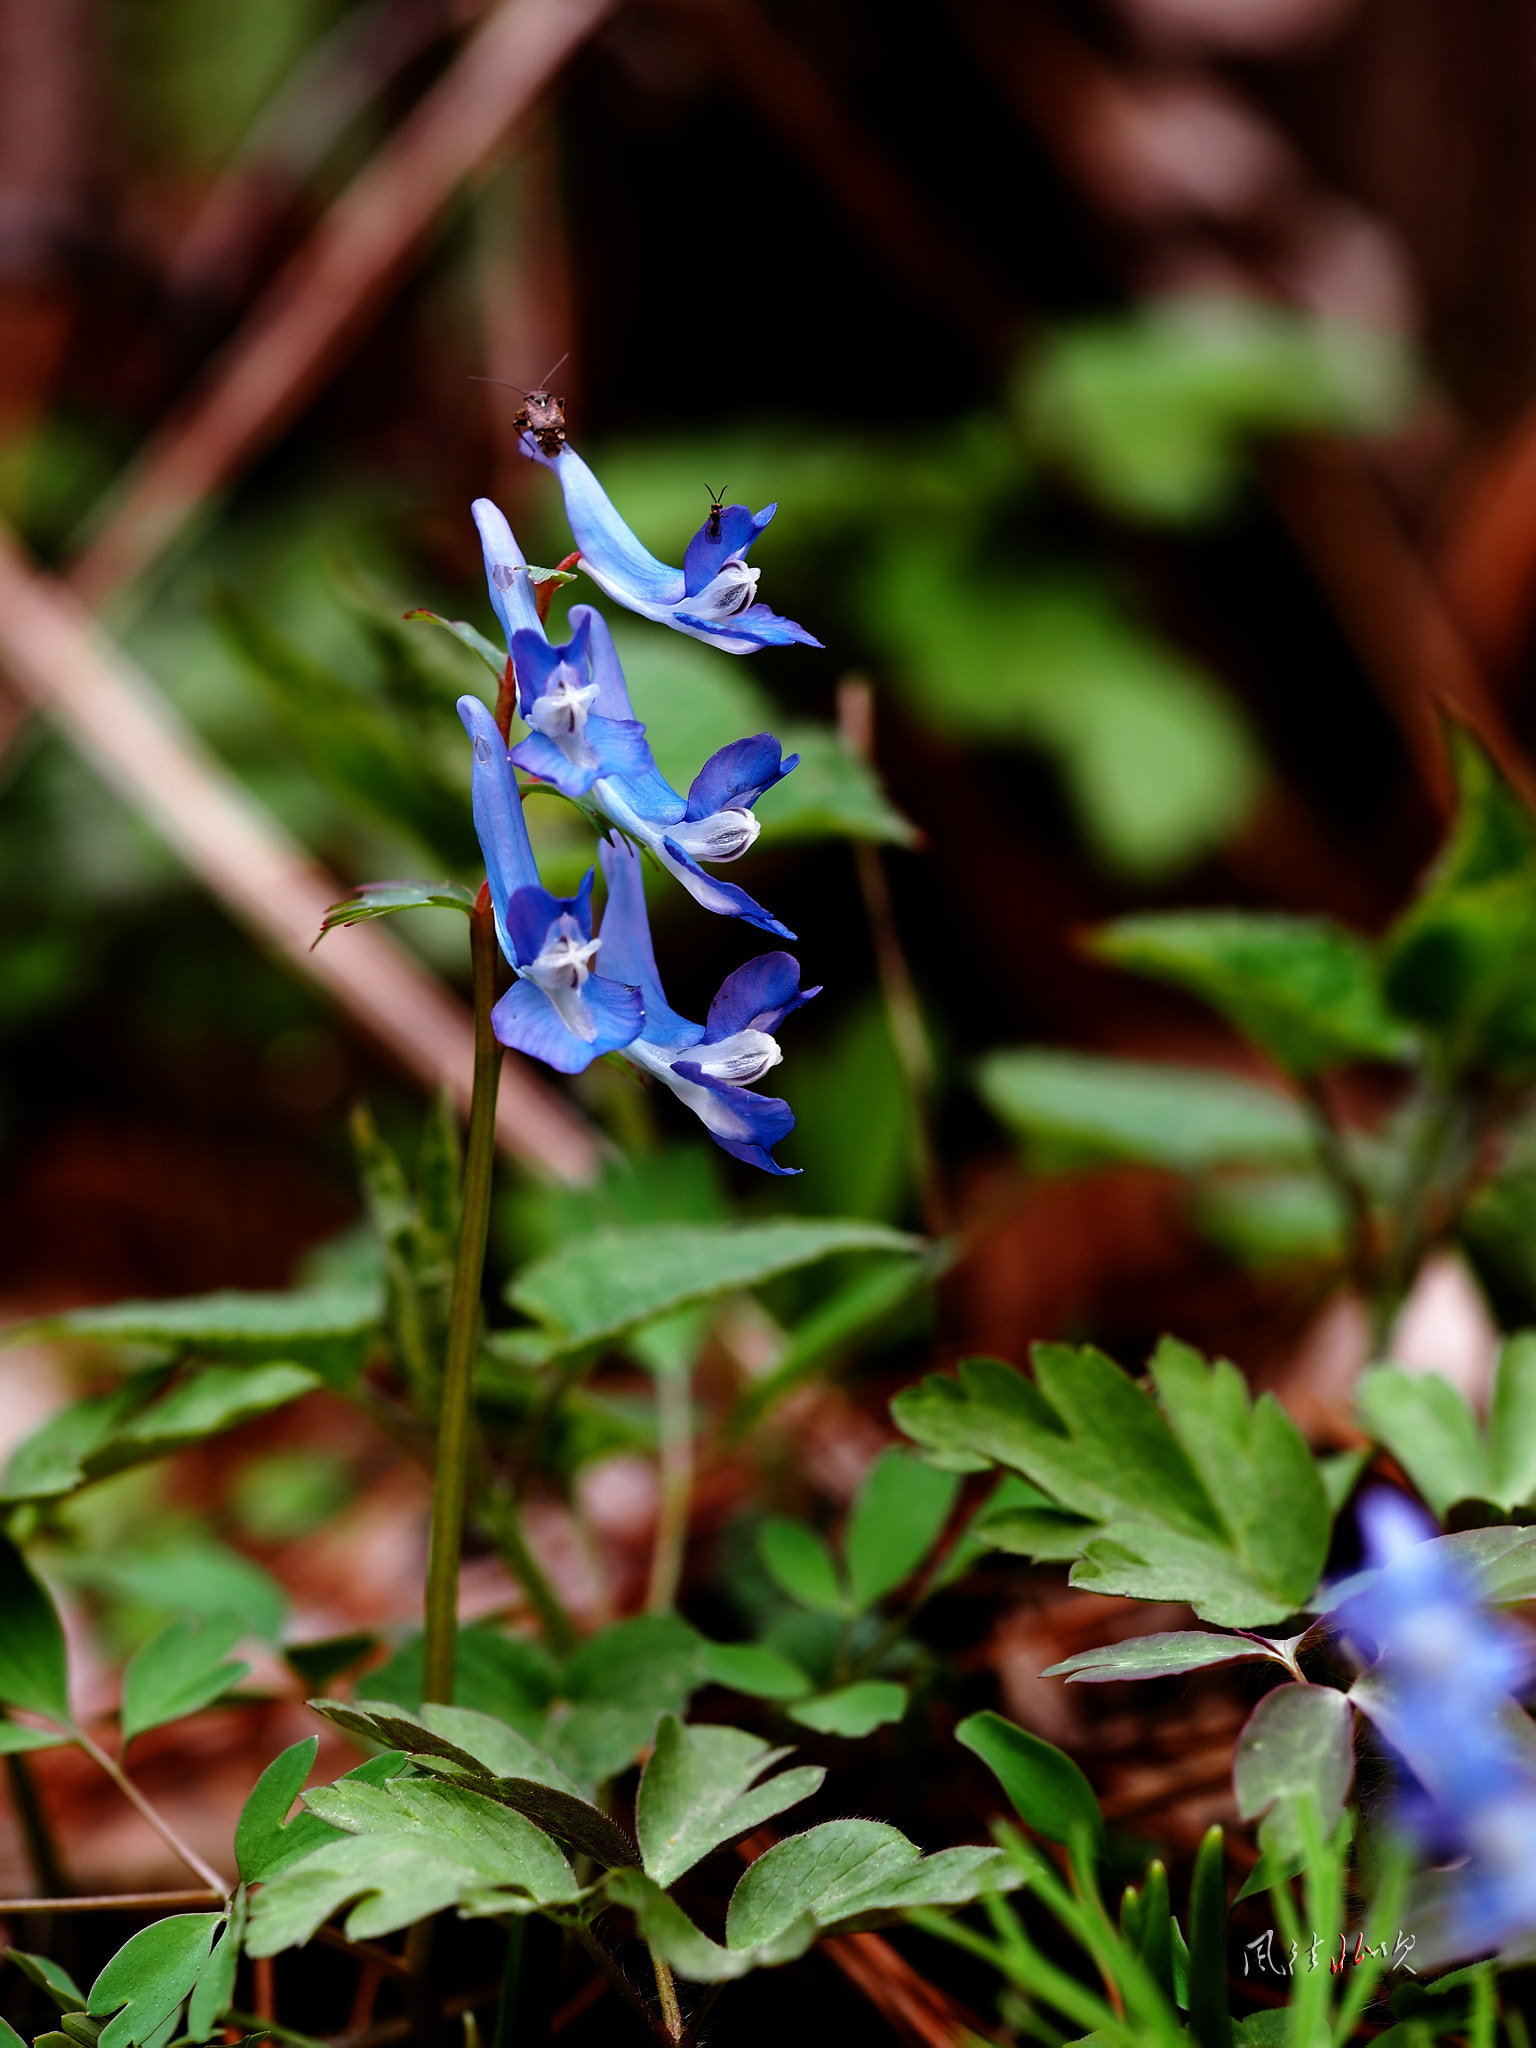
[519,441,822,655]
[597,834,817,1173]
[507,605,651,798]
[457,693,643,1073]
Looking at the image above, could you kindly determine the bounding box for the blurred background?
[5,0,1536,1975]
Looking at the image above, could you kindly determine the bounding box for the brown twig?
[0,517,600,1182]
[69,0,620,608]
[0,1888,221,1913]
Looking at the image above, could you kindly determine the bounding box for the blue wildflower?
[473,496,544,646]
[597,833,818,1173]
[457,694,643,1073]
[519,440,822,655]
[507,606,651,798]
[1343,1491,1536,1962]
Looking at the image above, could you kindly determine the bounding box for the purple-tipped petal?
[671,603,824,654]
[702,953,819,1042]
[523,442,683,610]
[492,973,644,1075]
[457,693,539,961]
[473,497,543,646]
[659,835,795,938]
[510,730,598,797]
[682,503,774,597]
[685,735,797,820]
[665,1061,800,1174]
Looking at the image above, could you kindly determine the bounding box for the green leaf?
[281,1632,379,1691]
[1042,1631,1290,1683]
[969,1501,1101,1562]
[87,1915,222,2048]
[3,1363,320,1506]
[7,1952,85,2011]
[1357,1367,1487,1521]
[759,1519,844,1615]
[65,1534,288,1642]
[238,1737,335,1883]
[1382,737,1536,1077]
[0,2018,23,2048]
[503,1220,921,1363]
[3,1284,382,1369]
[894,1339,1332,1627]
[1090,911,1413,1076]
[121,1613,250,1744]
[246,1776,585,1956]
[364,1624,556,1736]
[550,1614,706,1783]
[185,1892,245,2041]
[1233,1683,1353,1862]
[0,1721,68,1753]
[605,1867,818,1983]
[725,1819,1019,1948]
[0,1535,69,1722]
[844,1449,959,1611]
[636,1715,823,1886]
[1489,1333,1536,1509]
[956,1711,1104,1848]
[699,1642,813,1700]
[757,725,918,847]
[319,879,478,938]
[1188,1172,1348,1272]
[977,1050,1314,1174]
[787,1681,907,1738]
[402,609,508,679]
[1186,1825,1230,2048]
[308,1699,639,1868]
[1021,297,1411,525]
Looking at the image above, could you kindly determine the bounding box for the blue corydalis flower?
[458,694,643,1073]
[598,834,817,1174]
[520,441,822,655]
[473,496,544,647]
[508,607,651,798]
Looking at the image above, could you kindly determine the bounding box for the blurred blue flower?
[597,834,818,1173]
[1344,1491,1536,1961]
[520,441,822,655]
[457,693,643,1073]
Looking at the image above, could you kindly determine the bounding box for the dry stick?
[0,1889,221,1913]
[68,0,620,609]
[837,677,948,1238]
[68,1723,230,1898]
[0,520,597,1183]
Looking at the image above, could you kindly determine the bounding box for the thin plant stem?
[646,1364,694,1614]
[0,1888,218,1913]
[422,880,502,1707]
[1469,1962,1496,2048]
[837,677,947,1237]
[572,1925,670,2045]
[649,1946,682,2045]
[228,2013,325,2048]
[476,1490,578,1657]
[679,1980,727,2048]
[1299,1073,1378,1298]
[69,1723,229,1897]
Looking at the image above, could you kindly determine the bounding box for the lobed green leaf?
[636,1716,823,1887]
[956,1710,1104,1848]
[121,1612,250,1743]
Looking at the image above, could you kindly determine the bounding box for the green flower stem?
[68,1722,229,1897]
[422,882,502,1708]
[646,1363,695,1614]
[227,2014,328,2048]
[650,1945,683,2045]
[476,1490,578,1658]
[573,1924,672,2045]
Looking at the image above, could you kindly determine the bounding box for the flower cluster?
[1342,1492,1536,1962]
[455,444,820,1173]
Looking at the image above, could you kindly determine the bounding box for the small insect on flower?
[514,352,569,457]
[705,484,728,542]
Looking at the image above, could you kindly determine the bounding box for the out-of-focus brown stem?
[68,0,618,609]
[837,677,948,1237]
